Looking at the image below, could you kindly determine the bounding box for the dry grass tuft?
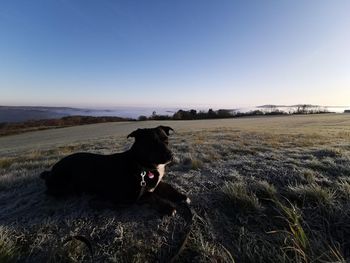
[0,226,19,263]
[287,183,336,206]
[302,170,316,184]
[272,199,310,262]
[251,180,277,199]
[337,178,350,199]
[0,158,16,169]
[222,181,261,212]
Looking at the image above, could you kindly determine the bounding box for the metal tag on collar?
[140,171,146,187]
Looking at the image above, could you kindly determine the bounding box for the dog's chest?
[157,164,165,182]
[148,164,165,192]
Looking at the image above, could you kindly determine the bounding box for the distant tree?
[250,110,264,116]
[266,109,285,115]
[138,115,147,121]
[295,104,310,114]
[217,109,233,118]
[152,114,171,120]
[190,109,197,119]
[266,105,276,113]
[172,109,197,120]
[173,110,184,120]
[208,109,216,118]
[197,110,208,119]
[152,111,157,119]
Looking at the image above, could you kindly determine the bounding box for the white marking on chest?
[148,164,165,192]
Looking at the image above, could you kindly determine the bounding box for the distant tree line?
[139,109,234,121]
[293,105,329,114]
[0,105,332,137]
[139,105,330,121]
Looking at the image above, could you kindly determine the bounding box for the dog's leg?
[153,182,190,204]
[141,192,177,216]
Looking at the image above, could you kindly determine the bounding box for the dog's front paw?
[164,205,177,217]
[177,194,191,205]
[155,201,177,217]
[170,208,177,217]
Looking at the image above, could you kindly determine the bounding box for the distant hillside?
[0,106,88,123]
[0,115,134,137]
[0,106,179,123]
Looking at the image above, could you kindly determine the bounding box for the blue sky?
[0,0,349,108]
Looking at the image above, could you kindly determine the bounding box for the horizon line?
[1,104,349,109]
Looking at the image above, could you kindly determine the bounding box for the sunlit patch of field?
[0,114,350,262]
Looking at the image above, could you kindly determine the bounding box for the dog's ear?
[127,129,142,139]
[157,126,174,136]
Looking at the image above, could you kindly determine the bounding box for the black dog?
[40,126,189,215]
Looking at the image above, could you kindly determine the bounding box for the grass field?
[0,114,350,262]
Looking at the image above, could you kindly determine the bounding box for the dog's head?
[127,126,174,167]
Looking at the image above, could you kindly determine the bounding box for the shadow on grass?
[0,168,195,262]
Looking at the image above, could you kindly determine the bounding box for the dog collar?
[140,171,146,186]
[137,170,155,201]
[140,171,155,187]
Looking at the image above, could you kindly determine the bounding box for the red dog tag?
[148,171,154,179]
